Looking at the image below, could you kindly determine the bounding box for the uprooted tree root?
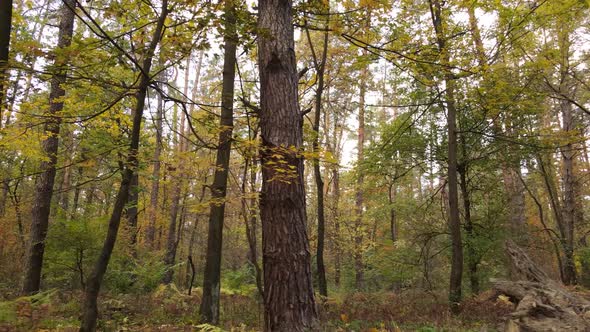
[492,240,590,331]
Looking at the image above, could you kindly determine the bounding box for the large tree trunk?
[557,27,577,285]
[258,0,317,330]
[0,0,14,216]
[79,2,168,330]
[21,0,75,295]
[0,0,12,128]
[559,99,577,285]
[199,0,237,323]
[429,0,463,311]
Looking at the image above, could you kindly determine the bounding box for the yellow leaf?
[340,313,349,323]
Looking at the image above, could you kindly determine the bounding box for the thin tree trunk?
[126,173,139,252]
[333,166,341,287]
[79,2,168,330]
[429,0,463,311]
[146,78,164,247]
[304,5,330,297]
[162,179,181,284]
[332,103,342,288]
[241,155,264,299]
[58,127,74,218]
[388,183,396,242]
[71,160,85,219]
[200,0,237,322]
[162,56,192,285]
[459,162,479,294]
[21,0,75,295]
[354,61,367,291]
[8,176,25,250]
[185,178,207,287]
[258,0,317,330]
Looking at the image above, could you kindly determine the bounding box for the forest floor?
[0,285,513,331]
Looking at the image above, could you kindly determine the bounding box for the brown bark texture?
[22,0,75,295]
[257,0,317,330]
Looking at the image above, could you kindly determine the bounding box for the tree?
[80,0,169,329]
[303,1,330,297]
[199,0,238,324]
[0,0,12,127]
[21,0,76,295]
[257,0,317,330]
[428,0,463,310]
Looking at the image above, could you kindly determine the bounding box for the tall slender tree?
[80,1,169,330]
[428,0,463,311]
[145,70,165,248]
[199,0,238,323]
[21,0,76,295]
[304,3,330,297]
[162,57,192,285]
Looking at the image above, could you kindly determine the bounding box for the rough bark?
[0,0,12,128]
[258,0,318,330]
[79,2,168,330]
[559,96,577,285]
[557,26,577,285]
[21,0,75,295]
[199,0,237,323]
[429,0,463,311]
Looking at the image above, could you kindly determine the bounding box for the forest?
[1,0,590,331]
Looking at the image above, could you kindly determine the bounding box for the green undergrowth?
[0,286,508,331]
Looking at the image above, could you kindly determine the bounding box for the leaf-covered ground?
[0,286,513,331]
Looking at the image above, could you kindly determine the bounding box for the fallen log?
[492,240,590,332]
